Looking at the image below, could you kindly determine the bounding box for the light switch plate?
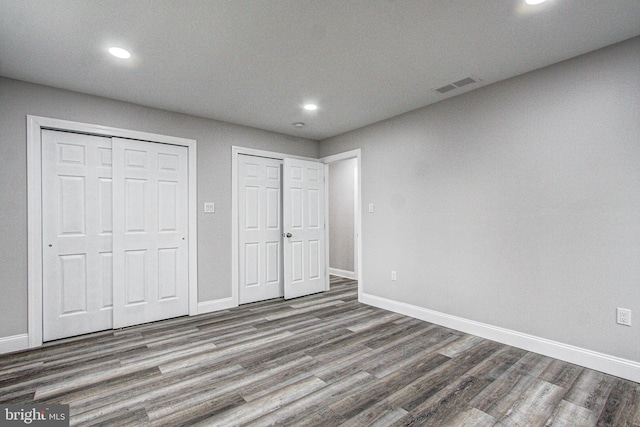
[204,202,215,213]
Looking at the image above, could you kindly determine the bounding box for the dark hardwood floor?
[1,277,638,426]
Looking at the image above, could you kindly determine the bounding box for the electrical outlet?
[617,308,631,326]
[204,202,215,213]
[369,203,374,213]
[391,271,397,281]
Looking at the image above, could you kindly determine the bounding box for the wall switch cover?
[204,202,215,213]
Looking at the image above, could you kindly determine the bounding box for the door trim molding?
[27,115,198,349]
[231,146,318,307]
[320,149,362,301]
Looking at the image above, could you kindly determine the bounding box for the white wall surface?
[0,77,318,339]
[320,37,640,363]
[329,158,356,273]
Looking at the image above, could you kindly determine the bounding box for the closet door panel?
[112,138,189,328]
[42,130,113,341]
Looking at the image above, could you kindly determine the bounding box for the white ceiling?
[1,1,640,140]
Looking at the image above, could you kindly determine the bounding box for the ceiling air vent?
[435,84,457,94]
[434,76,480,95]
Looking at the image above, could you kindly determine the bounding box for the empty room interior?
[1,0,640,425]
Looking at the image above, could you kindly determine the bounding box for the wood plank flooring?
[1,277,639,426]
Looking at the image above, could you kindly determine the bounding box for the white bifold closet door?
[42,130,189,341]
[238,155,284,304]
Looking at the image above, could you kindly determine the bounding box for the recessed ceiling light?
[303,104,318,111]
[524,0,547,4]
[293,122,305,128]
[109,47,131,59]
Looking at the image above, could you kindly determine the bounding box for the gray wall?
[320,37,640,362]
[329,158,356,273]
[0,77,318,338]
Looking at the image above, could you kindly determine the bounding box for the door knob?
[285,232,292,238]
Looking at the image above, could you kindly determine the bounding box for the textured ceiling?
[1,0,640,140]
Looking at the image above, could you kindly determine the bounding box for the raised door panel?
[158,181,178,232]
[158,248,179,300]
[124,249,148,304]
[59,254,87,314]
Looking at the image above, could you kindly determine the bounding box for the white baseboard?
[360,292,640,383]
[329,268,356,280]
[197,297,236,315]
[0,334,29,355]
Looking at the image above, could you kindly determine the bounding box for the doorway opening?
[321,149,362,301]
[327,158,358,280]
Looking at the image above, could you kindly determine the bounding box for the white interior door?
[283,158,326,299]
[112,138,189,328]
[238,155,284,304]
[42,130,113,341]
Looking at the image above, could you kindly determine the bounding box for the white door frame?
[27,115,198,348]
[320,149,362,300]
[231,146,320,306]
